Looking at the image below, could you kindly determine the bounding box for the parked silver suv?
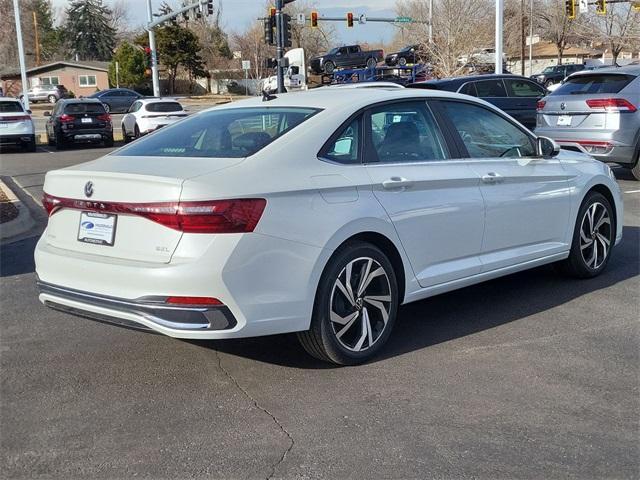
[535,65,640,179]
[20,84,69,104]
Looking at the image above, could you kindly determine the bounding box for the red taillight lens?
[585,98,637,112]
[40,194,266,234]
[97,113,111,121]
[59,114,75,122]
[165,296,223,306]
[536,100,546,111]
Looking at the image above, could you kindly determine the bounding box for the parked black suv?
[45,99,113,150]
[408,74,546,129]
[385,45,425,66]
[530,64,584,87]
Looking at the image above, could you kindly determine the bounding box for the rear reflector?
[166,296,223,306]
[536,100,546,111]
[42,193,266,234]
[586,98,637,112]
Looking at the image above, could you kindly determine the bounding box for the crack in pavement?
[215,350,294,480]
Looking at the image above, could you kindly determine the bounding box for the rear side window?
[553,74,636,95]
[64,103,106,114]
[475,79,507,97]
[115,107,320,158]
[145,102,183,112]
[459,82,478,96]
[0,102,24,113]
[320,118,360,164]
[505,79,545,97]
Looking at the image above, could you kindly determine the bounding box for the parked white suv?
[0,98,36,152]
[121,98,188,142]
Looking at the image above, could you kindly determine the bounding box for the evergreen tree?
[108,42,147,89]
[64,0,116,61]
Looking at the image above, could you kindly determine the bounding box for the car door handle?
[481,172,503,184]
[382,177,413,190]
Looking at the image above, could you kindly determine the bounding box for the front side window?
[505,79,545,97]
[320,118,360,164]
[115,107,320,158]
[475,79,507,97]
[441,101,535,158]
[366,101,448,163]
[79,75,97,87]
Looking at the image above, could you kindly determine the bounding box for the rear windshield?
[64,103,106,114]
[552,74,636,95]
[0,102,24,113]
[115,107,321,158]
[145,102,183,112]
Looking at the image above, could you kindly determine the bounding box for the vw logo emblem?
[560,102,566,110]
[84,181,94,198]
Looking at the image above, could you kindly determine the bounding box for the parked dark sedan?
[385,45,424,66]
[45,98,113,150]
[408,74,546,129]
[89,88,143,113]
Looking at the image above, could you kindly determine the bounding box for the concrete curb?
[0,179,36,241]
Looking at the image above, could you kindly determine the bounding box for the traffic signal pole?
[275,0,285,93]
[146,0,160,97]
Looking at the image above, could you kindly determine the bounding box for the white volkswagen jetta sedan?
[35,88,623,365]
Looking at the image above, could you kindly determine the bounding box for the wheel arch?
[582,183,618,232]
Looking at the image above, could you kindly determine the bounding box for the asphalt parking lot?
[1,147,639,479]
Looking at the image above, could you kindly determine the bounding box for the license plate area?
[78,211,117,246]
[557,115,572,126]
[81,117,92,124]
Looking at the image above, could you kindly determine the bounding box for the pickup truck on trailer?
[309,45,384,75]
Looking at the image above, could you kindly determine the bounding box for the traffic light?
[565,0,575,19]
[263,17,274,45]
[311,11,318,28]
[283,13,292,48]
[206,0,214,15]
[595,0,606,15]
[143,46,152,75]
[347,12,354,27]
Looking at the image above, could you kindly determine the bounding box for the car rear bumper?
[62,129,112,143]
[0,133,35,146]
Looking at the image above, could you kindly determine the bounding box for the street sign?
[297,13,305,25]
[579,0,588,14]
[359,14,367,24]
[242,60,251,70]
[395,16,412,23]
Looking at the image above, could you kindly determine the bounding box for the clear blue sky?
[52,0,399,45]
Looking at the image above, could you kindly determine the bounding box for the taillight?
[586,98,637,112]
[536,100,546,111]
[40,194,266,234]
[97,113,111,121]
[1,115,31,121]
[59,114,75,122]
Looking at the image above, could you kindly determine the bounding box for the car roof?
[0,97,22,102]
[568,64,640,77]
[208,87,494,113]
[321,82,405,89]
[60,98,103,103]
[136,97,181,104]
[409,74,531,88]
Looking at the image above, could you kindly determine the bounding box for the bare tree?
[395,0,494,77]
[283,0,336,61]
[578,3,640,64]
[536,0,583,64]
[231,22,275,80]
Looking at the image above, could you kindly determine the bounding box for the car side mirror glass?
[537,136,560,158]
[43,111,51,117]
[26,109,32,114]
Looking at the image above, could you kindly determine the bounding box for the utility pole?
[495,0,504,74]
[520,0,525,75]
[528,0,534,76]
[275,0,285,93]
[428,0,433,43]
[12,0,29,110]
[32,11,41,66]
[146,0,160,97]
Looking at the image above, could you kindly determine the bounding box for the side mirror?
[537,136,560,158]
[43,111,51,117]
[26,109,32,114]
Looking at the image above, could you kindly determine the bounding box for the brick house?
[0,61,109,97]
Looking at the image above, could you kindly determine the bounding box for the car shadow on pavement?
[191,226,639,369]
[0,235,39,277]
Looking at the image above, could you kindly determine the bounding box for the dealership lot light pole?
[12,0,30,109]
[495,0,504,74]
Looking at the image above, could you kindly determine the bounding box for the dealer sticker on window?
[77,211,117,246]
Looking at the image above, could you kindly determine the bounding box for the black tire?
[557,191,615,278]
[366,57,377,69]
[544,79,554,88]
[122,126,131,144]
[55,132,67,150]
[134,124,140,139]
[323,61,335,74]
[297,242,399,365]
[398,57,408,67]
[103,135,114,148]
[47,134,55,147]
[103,103,110,113]
[631,148,640,180]
[48,95,56,104]
[23,136,36,152]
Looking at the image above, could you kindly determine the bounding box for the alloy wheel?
[329,257,392,352]
[579,201,611,270]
